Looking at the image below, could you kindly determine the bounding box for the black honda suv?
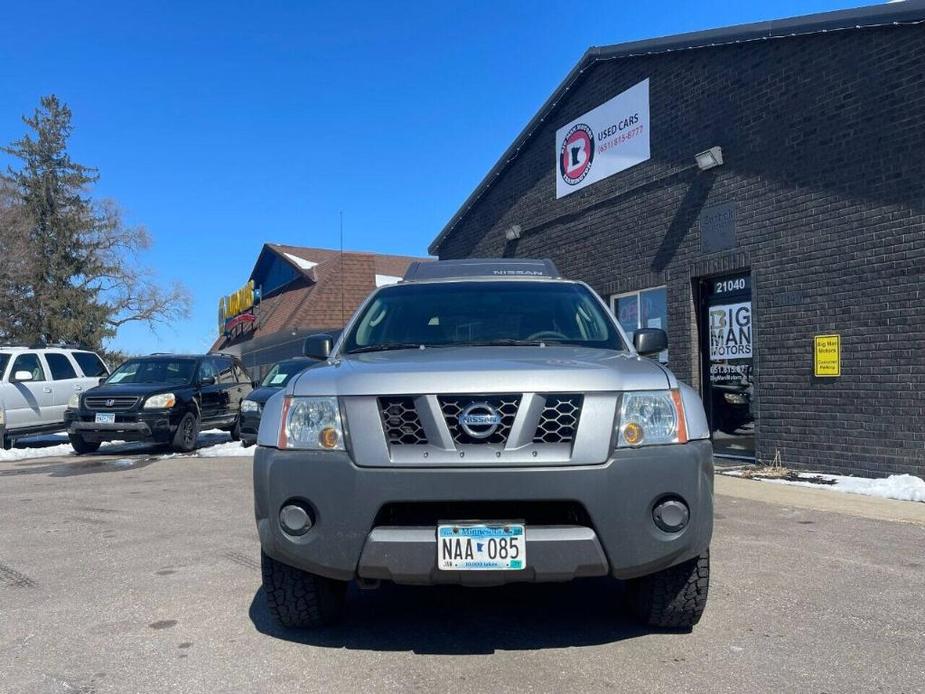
[65,353,253,454]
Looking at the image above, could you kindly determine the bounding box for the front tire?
[229,415,242,441]
[171,412,200,452]
[261,551,346,628]
[69,434,101,455]
[627,548,710,629]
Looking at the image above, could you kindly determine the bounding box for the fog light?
[653,498,689,533]
[279,503,313,536]
[622,422,644,446]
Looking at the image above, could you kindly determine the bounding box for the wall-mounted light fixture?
[695,146,724,171]
[504,224,522,241]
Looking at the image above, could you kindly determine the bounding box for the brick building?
[429,2,925,476]
[212,244,426,378]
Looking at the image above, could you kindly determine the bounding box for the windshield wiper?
[345,343,426,354]
[464,339,550,347]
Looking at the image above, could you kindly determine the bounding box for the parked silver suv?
[254,259,713,629]
[0,343,109,449]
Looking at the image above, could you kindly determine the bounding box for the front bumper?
[254,440,713,585]
[65,409,177,443]
[240,410,261,443]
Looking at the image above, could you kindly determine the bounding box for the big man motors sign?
[555,79,651,199]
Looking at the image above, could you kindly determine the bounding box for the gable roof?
[212,244,429,352]
[427,0,925,255]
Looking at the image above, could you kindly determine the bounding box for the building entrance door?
[699,272,754,458]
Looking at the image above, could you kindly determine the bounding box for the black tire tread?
[68,434,101,455]
[261,551,346,628]
[628,548,710,629]
[171,412,200,452]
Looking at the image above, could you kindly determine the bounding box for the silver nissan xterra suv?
[254,259,713,629]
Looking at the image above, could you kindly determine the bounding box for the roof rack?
[0,340,86,350]
[402,258,561,282]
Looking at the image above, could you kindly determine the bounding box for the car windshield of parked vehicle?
[0,353,10,379]
[261,361,309,387]
[105,358,196,385]
[343,281,626,353]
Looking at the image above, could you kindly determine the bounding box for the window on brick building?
[610,286,668,363]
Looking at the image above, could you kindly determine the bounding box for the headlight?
[278,396,344,450]
[143,393,176,409]
[67,393,80,409]
[617,390,687,447]
[241,399,259,413]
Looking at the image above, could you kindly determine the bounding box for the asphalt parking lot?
[1,449,924,694]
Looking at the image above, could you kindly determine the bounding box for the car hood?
[289,345,673,396]
[246,386,281,404]
[85,383,187,398]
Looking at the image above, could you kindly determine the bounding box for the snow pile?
[822,473,925,503]
[193,441,253,457]
[724,469,925,503]
[1,429,253,461]
[0,442,77,462]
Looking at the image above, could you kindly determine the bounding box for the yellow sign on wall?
[218,280,256,334]
[814,334,840,377]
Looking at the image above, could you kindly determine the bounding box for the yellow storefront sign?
[218,280,256,334]
[814,334,840,377]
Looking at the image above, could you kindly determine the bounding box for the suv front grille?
[379,397,427,445]
[84,396,139,411]
[439,394,520,445]
[533,395,583,443]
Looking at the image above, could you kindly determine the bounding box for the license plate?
[437,523,525,571]
[94,413,116,424]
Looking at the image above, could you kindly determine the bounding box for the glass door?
[699,273,754,458]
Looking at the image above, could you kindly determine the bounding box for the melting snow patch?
[0,443,77,462]
[723,469,925,503]
[283,252,318,270]
[1,428,252,461]
[193,441,254,458]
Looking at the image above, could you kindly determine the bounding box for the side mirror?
[304,333,334,360]
[633,328,668,357]
[12,370,34,382]
[200,375,216,386]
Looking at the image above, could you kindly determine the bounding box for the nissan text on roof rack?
[254,258,713,629]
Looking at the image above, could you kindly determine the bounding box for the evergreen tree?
[1,95,189,348]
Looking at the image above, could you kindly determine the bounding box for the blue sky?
[0,0,863,354]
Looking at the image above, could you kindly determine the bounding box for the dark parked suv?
[65,353,253,454]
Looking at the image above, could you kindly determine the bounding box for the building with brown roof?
[212,244,428,377]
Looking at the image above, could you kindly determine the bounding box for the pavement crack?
[221,550,260,570]
[0,561,38,588]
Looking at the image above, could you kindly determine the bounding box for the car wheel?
[230,416,242,441]
[171,412,200,453]
[626,548,710,630]
[2,434,13,450]
[261,550,346,628]
[68,434,101,455]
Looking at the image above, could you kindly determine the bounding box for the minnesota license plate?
[437,523,525,570]
[94,413,115,424]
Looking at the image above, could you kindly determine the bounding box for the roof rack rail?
[402,258,561,282]
[0,340,87,350]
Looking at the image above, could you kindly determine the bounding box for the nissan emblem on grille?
[458,402,503,439]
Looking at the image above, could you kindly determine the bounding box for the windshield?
[0,353,9,379]
[342,281,626,354]
[261,361,310,387]
[105,358,196,385]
